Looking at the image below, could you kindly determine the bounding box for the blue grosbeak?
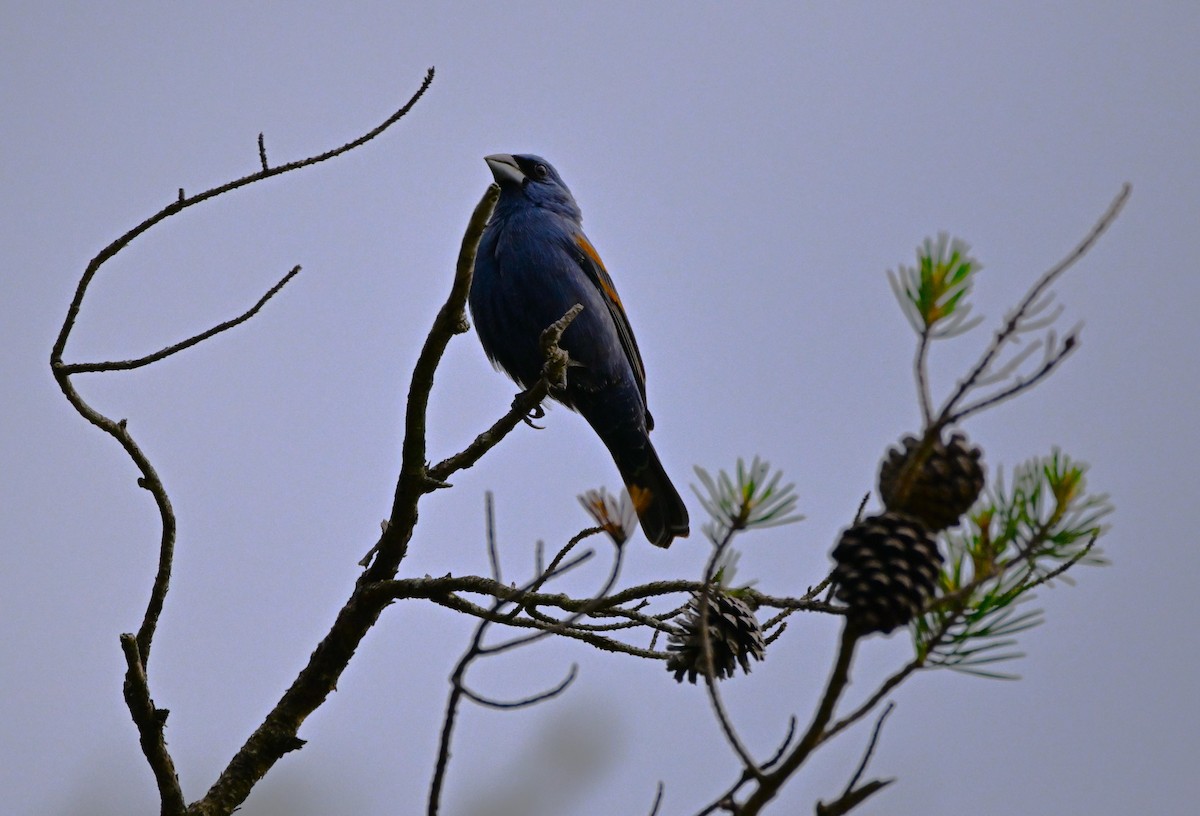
[470,153,689,548]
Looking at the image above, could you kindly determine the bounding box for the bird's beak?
[485,153,524,187]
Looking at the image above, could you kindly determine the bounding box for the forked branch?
[52,71,439,816]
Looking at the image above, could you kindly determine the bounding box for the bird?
[469,153,689,548]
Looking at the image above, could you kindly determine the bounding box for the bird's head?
[485,153,581,221]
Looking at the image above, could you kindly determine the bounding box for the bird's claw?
[522,404,546,429]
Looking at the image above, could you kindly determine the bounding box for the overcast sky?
[4,3,1198,815]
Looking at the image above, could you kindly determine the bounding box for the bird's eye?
[534,163,549,179]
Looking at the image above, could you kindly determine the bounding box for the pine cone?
[666,589,766,683]
[832,512,943,635]
[878,431,984,531]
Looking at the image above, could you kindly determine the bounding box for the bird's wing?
[570,232,652,418]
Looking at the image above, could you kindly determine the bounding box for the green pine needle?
[914,448,1112,679]
[692,457,804,545]
[888,232,984,336]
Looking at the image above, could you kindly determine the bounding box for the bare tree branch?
[427,591,668,659]
[426,303,584,485]
[374,574,836,630]
[59,265,302,374]
[51,66,435,368]
[823,659,920,746]
[45,369,181,802]
[934,183,1130,427]
[460,663,579,709]
[815,779,893,816]
[485,491,503,584]
[646,781,666,816]
[947,331,1078,422]
[371,181,501,574]
[698,528,765,780]
[51,68,437,689]
[734,623,862,815]
[120,634,186,816]
[427,546,599,816]
[845,703,893,793]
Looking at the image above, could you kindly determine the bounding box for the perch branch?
[371,182,500,575]
[426,303,584,484]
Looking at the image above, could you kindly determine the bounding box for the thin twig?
[429,600,498,816]
[844,702,893,794]
[970,335,1044,388]
[521,525,598,599]
[59,265,302,374]
[935,183,1130,425]
[427,593,668,658]
[825,659,921,744]
[852,494,870,526]
[815,779,894,816]
[764,620,788,645]
[485,491,502,584]
[698,527,763,779]
[915,329,933,427]
[1019,533,1098,592]
[646,782,666,816]
[479,544,624,656]
[526,604,678,634]
[460,664,578,709]
[427,546,609,816]
[761,717,799,771]
[947,333,1077,423]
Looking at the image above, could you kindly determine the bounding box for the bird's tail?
[616,441,690,548]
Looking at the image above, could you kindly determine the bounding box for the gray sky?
[4,3,1198,814]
